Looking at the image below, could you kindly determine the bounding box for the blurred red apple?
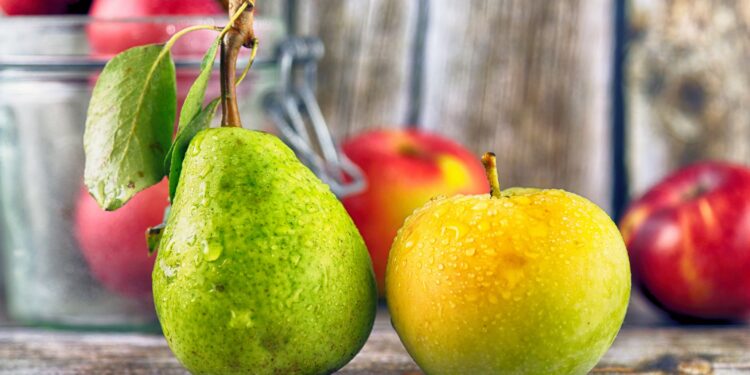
[74,180,169,298]
[341,129,488,294]
[620,161,750,321]
[0,0,69,15]
[87,0,223,58]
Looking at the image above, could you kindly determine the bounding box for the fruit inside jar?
[0,13,285,330]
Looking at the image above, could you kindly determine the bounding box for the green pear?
[153,128,377,374]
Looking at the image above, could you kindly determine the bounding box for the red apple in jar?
[341,129,488,295]
[87,0,223,58]
[74,180,169,298]
[620,161,750,321]
[0,0,69,15]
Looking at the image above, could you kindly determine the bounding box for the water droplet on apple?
[465,248,476,256]
[444,225,461,240]
[472,202,488,210]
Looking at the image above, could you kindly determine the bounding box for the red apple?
[0,0,69,15]
[74,180,169,298]
[620,161,750,321]
[341,129,488,294]
[87,0,223,58]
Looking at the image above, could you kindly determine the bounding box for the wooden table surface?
[0,309,749,375]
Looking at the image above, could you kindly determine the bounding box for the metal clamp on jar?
[264,36,366,198]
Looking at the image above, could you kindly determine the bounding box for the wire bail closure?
[263,37,366,198]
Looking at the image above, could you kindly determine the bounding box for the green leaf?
[178,39,219,132]
[167,98,221,201]
[84,44,176,211]
[164,40,219,172]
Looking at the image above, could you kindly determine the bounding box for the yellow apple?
[386,153,630,374]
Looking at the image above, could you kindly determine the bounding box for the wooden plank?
[627,0,750,197]
[294,0,419,138]
[293,1,615,210]
[1,310,749,374]
[419,0,615,210]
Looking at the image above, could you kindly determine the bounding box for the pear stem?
[481,152,502,198]
[220,0,256,127]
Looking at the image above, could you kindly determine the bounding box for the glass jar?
[0,15,285,330]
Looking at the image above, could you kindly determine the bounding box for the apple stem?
[220,0,257,128]
[481,152,502,198]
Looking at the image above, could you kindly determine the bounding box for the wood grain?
[0,311,748,374]
[627,0,750,196]
[294,0,419,138]
[296,1,617,210]
[420,0,615,210]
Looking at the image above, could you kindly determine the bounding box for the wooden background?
[627,0,750,196]
[289,0,750,212]
[293,0,615,212]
